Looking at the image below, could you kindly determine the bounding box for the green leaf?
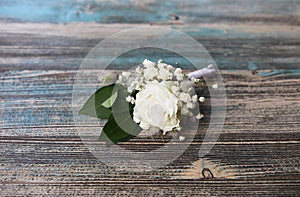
[79,84,118,119]
[99,112,142,145]
[112,85,134,114]
[99,86,141,144]
[80,83,141,144]
[101,91,118,108]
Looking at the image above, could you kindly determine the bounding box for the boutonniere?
[79,59,215,145]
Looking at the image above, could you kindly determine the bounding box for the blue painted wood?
[0,0,168,23]
[0,0,299,24]
[258,69,300,76]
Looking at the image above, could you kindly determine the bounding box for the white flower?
[192,95,198,103]
[117,59,206,126]
[174,68,184,81]
[167,64,175,72]
[125,96,135,104]
[143,59,156,68]
[143,65,158,81]
[157,64,173,80]
[196,113,204,120]
[212,83,218,89]
[199,96,205,103]
[157,62,167,70]
[175,67,182,73]
[126,96,132,103]
[179,136,186,141]
[133,82,180,132]
[192,78,200,83]
[135,66,143,75]
[121,71,131,78]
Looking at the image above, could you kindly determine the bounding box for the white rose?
[133,82,180,132]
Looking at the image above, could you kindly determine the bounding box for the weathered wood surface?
[1,0,300,196]
[0,0,299,24]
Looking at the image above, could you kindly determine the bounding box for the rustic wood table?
[1,0,299,196]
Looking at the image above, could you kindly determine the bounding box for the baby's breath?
[117,59,205,120]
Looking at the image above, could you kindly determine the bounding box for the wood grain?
[1,0,300,195]
[0,0,299,24]
[0,22,300,72]
[1,68,300,195]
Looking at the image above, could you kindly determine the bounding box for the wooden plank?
[0,1,299,194]
[1,180,299,196]
[0,0,299,24]
[1,69,300,195]
[0,23,300,71]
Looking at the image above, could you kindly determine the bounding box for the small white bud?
[127,86,133,93]
[126,96,132,103]
[212,83,218,89]
[207,64,214,69]
[174,68,184,81]
[179,136,185,141]
[175,67,182,73]
[199,97,205,103]
[135,66,143,75]
[193,78,200,83]
[121,71,131,78]
[196,113,204,120]
[130,98,135,104]
[143,59,155,68]
[192,95,198,103]
[167,64,175,71]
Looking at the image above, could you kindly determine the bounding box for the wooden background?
[1,0,300,196]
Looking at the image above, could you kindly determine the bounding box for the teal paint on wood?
[0,0,299,24]
[0,0,104,23]
[0,0,169,23]
[258,69,300,76]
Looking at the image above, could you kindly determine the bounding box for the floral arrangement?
[79,59,214,145]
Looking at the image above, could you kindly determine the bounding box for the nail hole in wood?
[202,168,214,179]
